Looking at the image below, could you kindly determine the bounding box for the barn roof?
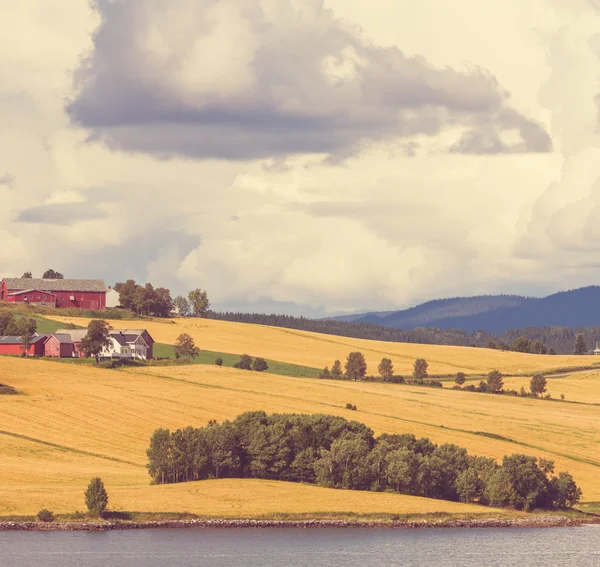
[0,334,49,345]
[52,333,74,344]
[7,289,57,297]
[2,278,106,292]
[54,329,88,342]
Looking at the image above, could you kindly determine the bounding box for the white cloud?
[1,0,600,315]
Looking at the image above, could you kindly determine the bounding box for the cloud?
[17,202,107,225]
[0,172,16,188]
[66,0,551,160]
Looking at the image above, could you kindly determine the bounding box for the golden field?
[1,340,599,517]
[48,315,600,376]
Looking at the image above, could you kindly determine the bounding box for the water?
[1,526,599,567]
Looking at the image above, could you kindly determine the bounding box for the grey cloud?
[67,0,551,160]
[0,172,16,188]
[17,202,107,225]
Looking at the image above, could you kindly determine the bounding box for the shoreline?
[0,515,592,532]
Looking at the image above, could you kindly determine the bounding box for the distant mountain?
[330,287,600,333]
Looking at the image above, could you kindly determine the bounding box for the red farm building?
[0,278,107,310]
[0,334,49,356]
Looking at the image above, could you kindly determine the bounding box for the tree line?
[208,312,600,355]
[146,412,581,511]
[114,280,209,318]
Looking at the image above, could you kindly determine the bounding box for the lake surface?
[1,526,599,567]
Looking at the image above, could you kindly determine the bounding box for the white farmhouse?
[102,330,152,360]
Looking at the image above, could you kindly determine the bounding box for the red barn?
[0,334,49,356]
[0,278,107,310]
[44,334,77,358]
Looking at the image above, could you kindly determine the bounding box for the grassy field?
[47,315,600,377]
[1,345,599,517]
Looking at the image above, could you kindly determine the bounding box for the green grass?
[154,343,321,378]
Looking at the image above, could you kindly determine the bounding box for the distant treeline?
[208,312,600,355]
[147,412,581,511]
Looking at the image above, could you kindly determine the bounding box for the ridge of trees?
[146,412,582,511]
[208,311,600,355]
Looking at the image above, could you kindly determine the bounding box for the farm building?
[0,334,49,356]
[53,328,155,360]
[0,278,107,310]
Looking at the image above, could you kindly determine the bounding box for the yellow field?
[48,315,600,376]
[467,371,600,405]
[1,349,599,517]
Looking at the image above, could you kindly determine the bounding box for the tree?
[42,269,63,279]
[511,337,532,353]
[331,360,343,378]
[252,357,269,372]
[173,333,200,360]
[173,295,191,317]
[234,354,253,370]
[574,334,588,355]
[530,374,547,396]
[79,320,112,363]
[378,358,394,381]
[320,366,330,379]
[413,359,428,382]
[345,352,367,381]
[20,329,35,357]
[487,370,504,393]
[215,357,223,366]
[21,271,32,279]
[114,279,138,311]
[455,372,466,386]
[550,472,582,508]
[85,477,109,516]
[188,289,210,318]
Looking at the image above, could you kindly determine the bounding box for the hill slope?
[47,315,600,376]
[335,286,600,333]
[0,347,599,516]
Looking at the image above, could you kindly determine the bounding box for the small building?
[0,278,107,310]
[594,342,600,356]
[44,333,77,358]
[105,287,120,309]
[0,334,49,356]
[52,328,155,360]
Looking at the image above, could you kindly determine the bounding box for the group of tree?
[20,269,64,279]
[454,370,549,399]
[320,353,367,381]
[233,354,269,372]
[114,280,174,317]
[114,280,210,319]
[208,312,600,355]
[146,411,582,510]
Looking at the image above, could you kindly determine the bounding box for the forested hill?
[208,311,600,355]
[328,286,600,334]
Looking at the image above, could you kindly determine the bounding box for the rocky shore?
[0,515,589,531]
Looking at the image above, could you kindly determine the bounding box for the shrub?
[463,384,476,392]
[0,384,17,395]
[37,509,54,522]
[252,357,269,372]
[390,375,405,384]
[215,357,223,366]
[85,477,109,517]
[233,354,253,370]
[455,372,466,386]
[345,403,357,410]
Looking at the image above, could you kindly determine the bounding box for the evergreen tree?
[85,477,109,516]
[574,334,588,355]
[320,366,330,379]
[331,360,343,378]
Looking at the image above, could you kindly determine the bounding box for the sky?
[1,0,600,316]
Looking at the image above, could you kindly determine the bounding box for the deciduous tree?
[21,271,32,278]
[345,352,367,381]
[455,372,466,386]
[173,333,200,360]
[85,477,109,516]
[487,369,504,393]
[378,358,394,381]
[188,289,210,318]
[173,295,191,317]
[79,320,112,363]
[234,354,253,370]
[252,357,269,372]
[42,269,63,279]
[530,374,547,396]
[413,359,428,382]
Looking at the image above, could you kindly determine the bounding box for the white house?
[102,330,151,360]
[106,287,120,309]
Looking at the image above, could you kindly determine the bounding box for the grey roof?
[110,331,147,346]
[54,329,88,342]
[2,278,106,292]
[0,334,49,345]
[53,333,74,344]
